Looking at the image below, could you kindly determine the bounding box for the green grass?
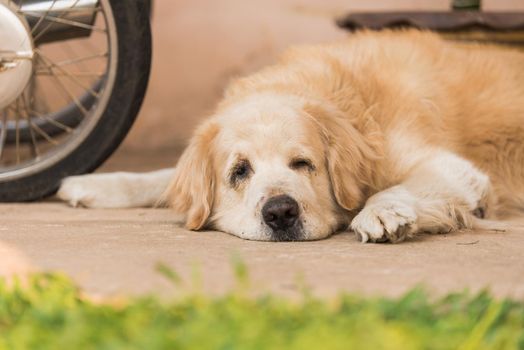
[0,268,523,350]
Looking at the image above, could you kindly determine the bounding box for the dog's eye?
[235,164,249,177]
[230,160,251,185]
[290,158,314,171]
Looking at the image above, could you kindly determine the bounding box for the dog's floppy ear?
[304,103,382,211]
[163,121,220,230]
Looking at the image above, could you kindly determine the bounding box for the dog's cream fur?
[58,30,524,242]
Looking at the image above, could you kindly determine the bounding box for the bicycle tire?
[0,0,152,201]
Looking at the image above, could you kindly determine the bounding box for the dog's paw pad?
[351,202,418,243]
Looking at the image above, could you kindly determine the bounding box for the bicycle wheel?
[0,0,152,201]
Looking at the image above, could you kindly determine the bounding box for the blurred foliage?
[0,270,523,350]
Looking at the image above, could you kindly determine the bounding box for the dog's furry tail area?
[471,217,524,233]
[57,168,175,209]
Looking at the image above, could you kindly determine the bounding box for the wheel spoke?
[0,112,7,160]
[16,97,39,157]
[33,56,75,109]
[30,0,59,35]
[20,6,102,14]
[28,121,59,145]
[30,109,74,133]
[43,51,108,68]
[25,11,106,34]
[35,71,104,77]
[35,52,90,117]
[21,93,59,146]
[15,109,20,164]
[61,42,86,71]
[36,50,101,98]
[29,0,82,43]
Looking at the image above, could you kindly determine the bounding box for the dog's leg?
[57,168,175,208]
[351,152,493,243]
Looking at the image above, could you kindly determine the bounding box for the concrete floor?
[3,1,524,300]
[1,151,524,299]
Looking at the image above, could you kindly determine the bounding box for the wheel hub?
[0,1,34,110]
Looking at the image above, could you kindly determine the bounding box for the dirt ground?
[1,151,523,299]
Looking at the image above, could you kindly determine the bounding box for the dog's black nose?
[262,195,299,231]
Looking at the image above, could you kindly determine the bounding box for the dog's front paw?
[57,174,130,208]
[350,201,418,243]
[57,175,103,208]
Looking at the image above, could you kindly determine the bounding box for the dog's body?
[58,30,524,242]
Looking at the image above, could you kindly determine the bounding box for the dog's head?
[165,93,378,240]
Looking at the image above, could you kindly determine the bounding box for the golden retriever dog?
[58,30,524,242]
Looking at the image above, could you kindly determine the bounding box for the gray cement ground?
[1,203,523,299]
[1,152,523,299]
[3,1,524,301]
